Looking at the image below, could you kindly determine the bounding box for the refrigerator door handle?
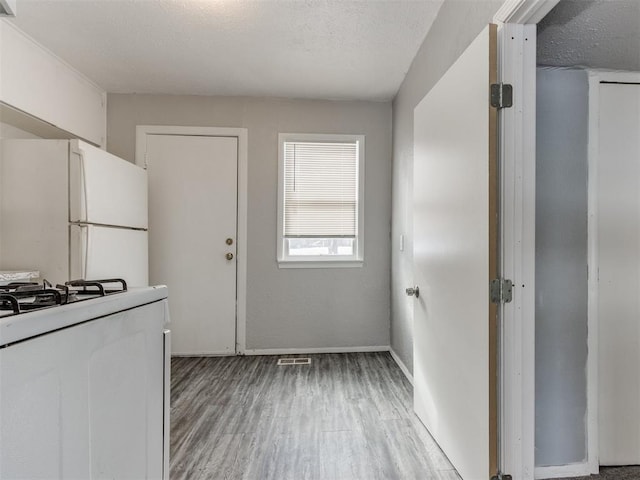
[81,154,88,224]
[82,225,89,279]
[70,225,89,280]
[69,149,89,223]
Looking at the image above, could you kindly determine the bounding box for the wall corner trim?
[390,348,414,385]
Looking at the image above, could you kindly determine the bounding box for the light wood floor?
[170,352,461,480]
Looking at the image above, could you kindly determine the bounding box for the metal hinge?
[491,474,512,480]
[490,278,513,304]
[490,83,513,109]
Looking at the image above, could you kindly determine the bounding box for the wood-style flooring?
[170,352,460,480]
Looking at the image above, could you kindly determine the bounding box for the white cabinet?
[0,301,166,479]
[0,21,106,147]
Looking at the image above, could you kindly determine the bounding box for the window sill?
[277,259,364,269]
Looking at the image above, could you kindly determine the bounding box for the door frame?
[496,3,640,478]
[135,125,248,354]
[493,1,560,479]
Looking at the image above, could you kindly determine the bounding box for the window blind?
[283,141,358,238]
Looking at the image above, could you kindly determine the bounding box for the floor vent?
[277,357,311,366]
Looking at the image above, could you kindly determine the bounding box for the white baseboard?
[534,462,594,479]
[390,348,414,385]
[171,352,236,357]
[243,345,390,356]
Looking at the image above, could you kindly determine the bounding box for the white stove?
[0,278,170,479]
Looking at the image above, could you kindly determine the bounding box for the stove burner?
[0,294,20,314]
[0,278,128,317]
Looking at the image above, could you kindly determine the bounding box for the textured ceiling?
[8,0,444,101]
[538,0,640,71]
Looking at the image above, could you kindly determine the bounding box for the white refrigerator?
[1,139,149,286]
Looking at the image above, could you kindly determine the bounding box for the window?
[277,133,364,267]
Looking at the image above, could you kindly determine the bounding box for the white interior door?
[598,80,640,465]
[145,134,238,355]
[412,24,498,480]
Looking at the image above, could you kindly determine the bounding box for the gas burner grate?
[65,279,128,297]
[0,278,129,316]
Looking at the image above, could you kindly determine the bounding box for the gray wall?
[535,67,589,466]
[107,94,392,351]
[390,0,504,373]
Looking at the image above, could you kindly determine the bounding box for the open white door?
[412,24,498,480]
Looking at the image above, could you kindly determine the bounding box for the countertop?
[0,270,39,285]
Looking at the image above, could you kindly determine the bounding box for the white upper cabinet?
[0,21,106,147]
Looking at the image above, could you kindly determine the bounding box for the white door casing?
[494,2,562,477]
[412,24,498,480]
[144,133,238,355]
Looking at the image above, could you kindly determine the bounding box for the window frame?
[277,133,365,268]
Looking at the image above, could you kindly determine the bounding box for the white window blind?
[283,141,359,238]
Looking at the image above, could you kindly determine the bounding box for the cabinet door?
[0,320,91,479]
[0,22,106,147]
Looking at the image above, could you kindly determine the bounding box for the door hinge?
[490,83,513,109]
[490,278,513,304]
[491,474,512,480]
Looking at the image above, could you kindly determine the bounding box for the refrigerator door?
[69,140,148,229]
[70,225,148,286]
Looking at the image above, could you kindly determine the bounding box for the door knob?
[406,286,420,298]
[225,253,234,261]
